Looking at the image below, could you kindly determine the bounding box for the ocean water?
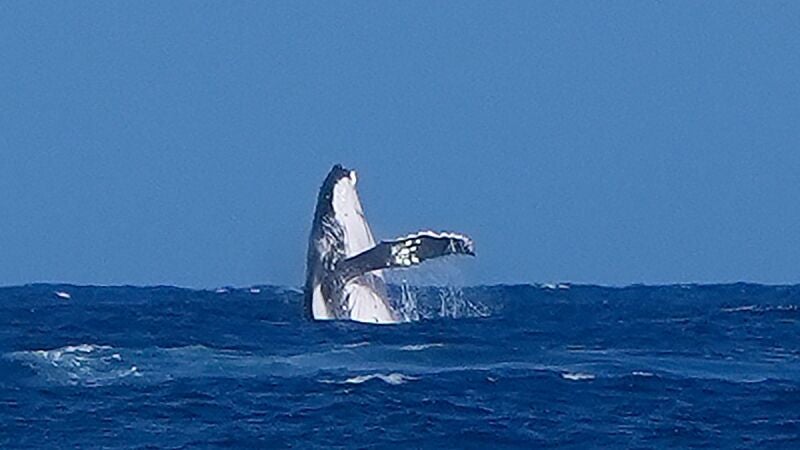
[1,282,799,448]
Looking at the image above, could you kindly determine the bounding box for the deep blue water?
[1,282,799,448]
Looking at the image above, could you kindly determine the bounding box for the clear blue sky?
[1,2,799,287]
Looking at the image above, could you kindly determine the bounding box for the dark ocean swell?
[1,283,799,448]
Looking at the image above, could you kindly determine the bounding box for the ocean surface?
[1,282,799,448]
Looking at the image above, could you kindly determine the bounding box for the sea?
[1,282,799,448]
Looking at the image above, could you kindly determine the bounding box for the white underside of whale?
[315,172,399,324]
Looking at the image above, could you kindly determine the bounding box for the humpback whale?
[304,164,475,324]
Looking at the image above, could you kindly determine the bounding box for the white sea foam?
[400,343,444,351]
[54,291,71,300]
[344,373,418,385]
[632,371,655,377]
[342,342,370,348]
[721,305,758,312]
[249,288,261,294]
[721,304,799,313]
[776,305,800,311]
[31,344,112,362]
[561,372,595,381]
[12,344,140,386]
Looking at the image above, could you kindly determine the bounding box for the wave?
[344,373,418,385]
[399,343,444,351]
[721,304,800,313]
[8,339,800,388]
[561,372,595,381]
[341,342,370,349]
[721,305,759,312]
[9,344,139,386]
[31,343,111,360]
[631,371,655,377]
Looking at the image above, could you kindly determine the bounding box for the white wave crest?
[400,343,444,351]
[721,304,800,313]
[561,372,595,381]
[31,344,112,362]
[344,373,418,385]
[11,344,139,386]
[342,342,370,348]
[632,371,655,377]
[721,305,758,312]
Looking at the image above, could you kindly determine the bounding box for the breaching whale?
[304,164,474,324]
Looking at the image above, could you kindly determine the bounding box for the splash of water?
[387,261,489,321]
[396,280,420,322]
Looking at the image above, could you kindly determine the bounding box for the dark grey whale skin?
[303,164,352,320]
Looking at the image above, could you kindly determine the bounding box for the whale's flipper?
[337,231,475,282]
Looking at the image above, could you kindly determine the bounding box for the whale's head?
[315,164,375,258]
[328,164,360,218]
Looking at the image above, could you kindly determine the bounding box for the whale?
[304,164,475,324]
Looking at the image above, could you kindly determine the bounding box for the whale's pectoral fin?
[336,231,474,282]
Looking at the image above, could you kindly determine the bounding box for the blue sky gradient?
[1,2,799,287]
